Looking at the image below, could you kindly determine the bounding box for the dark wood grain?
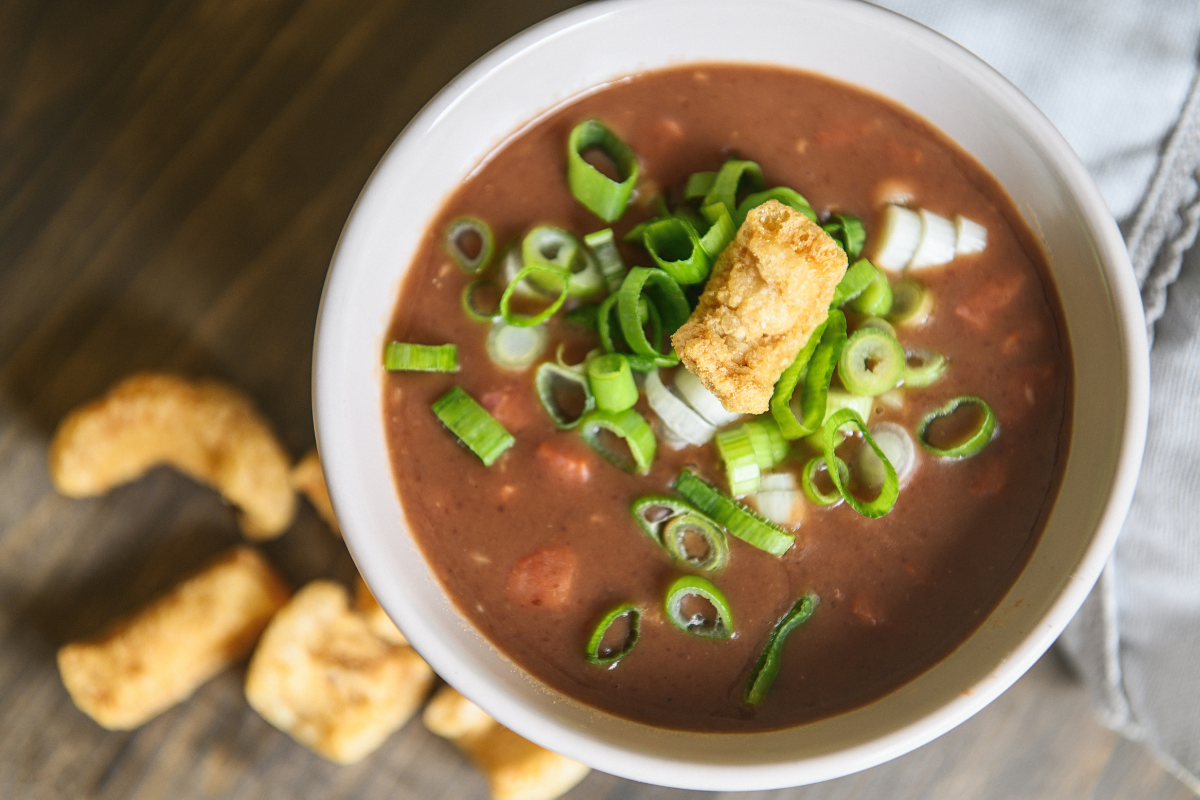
[0,1,1190,798]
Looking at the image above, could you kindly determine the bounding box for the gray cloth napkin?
[872,0,1200,791]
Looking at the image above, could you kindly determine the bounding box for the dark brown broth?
[383,64,1071,731]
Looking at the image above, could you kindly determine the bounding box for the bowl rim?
[314,0,1150,789]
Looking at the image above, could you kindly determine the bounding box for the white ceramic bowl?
[314,0,1149,790]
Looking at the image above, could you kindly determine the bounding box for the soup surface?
[383,64,1071,731]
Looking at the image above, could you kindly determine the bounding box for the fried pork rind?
[48,372,296,539]
[290,447,341,536]
[57,546,290,730]
[672,200,848,414]
[424,686,590,800]
[244,580,434,764]
[353,574,408,646]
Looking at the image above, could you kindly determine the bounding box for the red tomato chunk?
[506,546,577,609]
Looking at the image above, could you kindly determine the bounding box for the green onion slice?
[521,226,605,300]
[384,342,457,373]
[743,594,819,706]
[744,418,789,468]
[641,217,711,285]
[443,217,494,274]
[698,202,737,260]
[673,469,794,556]
[770,319,827,439]
[830,258,878,307]
[916,395,998,459]
[631,495,695,542]
[462,280,502,323]
[736,186,818,224]
[819,408,899,518]
[567,119,639,223]
[499,263,569,326]
[801,455,848,507]
[822,213,866,259]
[715,424,761,497]
[486,322,547,371]
[849,268,894,316]
[584,228,628,293]
[617,267,689,366]
[903,349,949,388]
[858,316,897,338]
[838,328,905,397]
[597,293,660,372]
[579,408,656,474]
[587,353,638,413]
[431,386,515,466]
[770,310,847,439]
[684,171,717,199]
[889,278,933,326]
[663,575,734,639]
[585,603,641,665]
[662,512,730,572]
[565,303,600,330]
[704,159,765,218]
[535,362,595,429]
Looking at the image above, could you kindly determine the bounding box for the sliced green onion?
[486,322,547,371]
[888,278,933,326]
[500,245,542,300]
[597,293,661,372]
[860,421,916,486]
[673,469,794,556]
[663,512,730,571]
[830,258,877,308]
[824,388,875,425]
[822,213,866,259]
[663,575,734,639]
[384,342,457,372]
[754,471,800,526]
[675,368,740,427]
[770,319,827,439]
[903,349,949,388]
[801,455,849,506]
[917,396,998,459]
[838,328,905,397]
[587,353,638,413]
[771,310,847,439]
[744,419,788,468]
[641,217,711,285]
[584,228,628,292]
[443,217,494,274]
[579,408,656,474]
[698,202,736,260]
[819,409,898,518]
[631,495,695,542]
[858,316,896,338]
[909,208,958,269]
[522,226,604,300]
[743,594,819,705]
[715,425,761,496]
[431,386,514,466]
[737,187,818,225]
[644,369,715,447]
[617,267,689,367]
[874,204,922,271]
[499,263,569,326]
[462,280,502,322]
[565,303,600,329]
[849,268,893,316]
[567,119,639,223]
[703,159,765,218]
[684,171,716,199]
[535,362,594,429]
[585,603,641,665]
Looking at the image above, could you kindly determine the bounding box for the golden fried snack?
[48,372,296,539]
[245,581,434,764]
[424,686,590,800]
[354,574,407,646]
[672,200,848,414]
[57,546,290,730]
[290,448,341,536]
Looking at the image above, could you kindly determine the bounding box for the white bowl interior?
[314,0,1148,790]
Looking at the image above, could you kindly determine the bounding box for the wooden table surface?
[0,1,1190,798]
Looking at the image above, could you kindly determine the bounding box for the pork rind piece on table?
[290,447,341,536]
[245,580,434,763]
[48,372,296,539]
[671,200,848,414]
[57,546,290,730]
[424,686,590,800]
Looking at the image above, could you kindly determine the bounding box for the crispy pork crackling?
[671,200,848,414]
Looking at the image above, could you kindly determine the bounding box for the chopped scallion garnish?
[616,267,689,367]
[830,258,877,308]
[849,268,893,316]
[579,408,656,474]
[535,362,594,429]
[583,228,628,292]
[485,322,547,371]
[801,455,847,507]
[641,217,711,285]
[903,349,948,388]
[442,217,494,274]
[736,186,817,225]
[916,395,997,458]
[462,280,502,323]
[819,408,899,518]
[715,425,761,496]
[663,575,734,639]
[673,469,794,556]
[704,159,765,219]
[822,213,866,259]
[431,386,514,466]
[567,119,639,223]
[587,353,638,413]
[770,310,846,439]
[838,327,905,397]
[743,594,819,706]
[499,263,569,327]
[383,342,458,373]
[585,603,641,665]
[888,278,933,326]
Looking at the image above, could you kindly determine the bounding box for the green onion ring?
[663,575,734,640]
[485,322,547,371]
[462,280,502,323]
[736,186,818,225]
[630,495,695,542]
[522,225,580,271]
[903,349,949,388]
[743,594,819,705]
[801,455,848,507]
[683,171,717,199]
[771,310,847,438]
[838,327,905,397]
[744,418,788,468]
[597,293,661,372]
[587,353,638,413]
[819,408,899,518]
[567,119,639,223]
[673,469,794,556]
[704,159,766,218]
[699,202,737,260]
[888,278,933,326]
[442,217,494,274]
[616,267,689,366]
[715,424,761,496]
[579,408,657,474]
[822,213,866,259]
[916,395,998,459]
[585,603,641,665]
[583,228,628,293]
[858,316,897,338]
[641,217,711,285]
[499,262,569,327]
[849,268,894,316]
[770,319,828,439]
[830,258,877,308]
[431,386,515,466]
[662,512,730,572]
[534,361,595,429]
[383,342,457,373]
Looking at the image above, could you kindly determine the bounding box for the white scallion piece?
[674,368,741,428]
[754,472,801,526]
[500,247,544,299]
[485,322,547,370]
[955,215,988,255]
[645,369,716,447]
[858,421,916,487]
[877,389,906,411]
[873,204,922,271]
[908,209,958,270]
